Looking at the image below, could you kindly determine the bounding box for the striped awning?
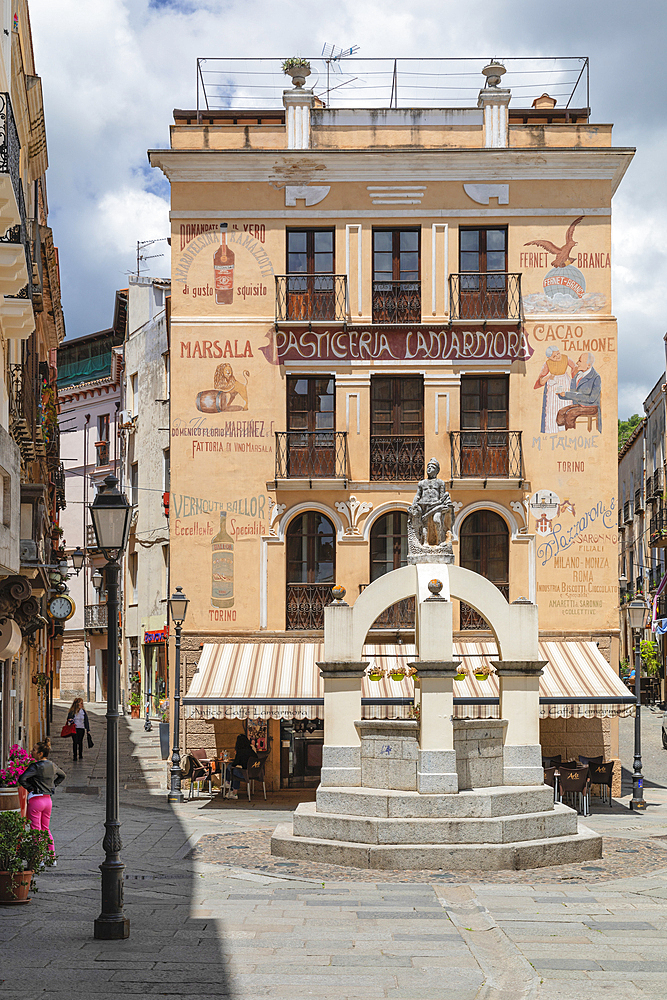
[183,640,635,721]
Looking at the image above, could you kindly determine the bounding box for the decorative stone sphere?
[331,585,346,602]
[543,265,586,299]
[427,579,443,596]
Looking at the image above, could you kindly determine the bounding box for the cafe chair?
[181,754,210,800]
[543,765,558,803]
[558,766,590,817]
[542,754,561,768]
[589,761,614,807]
[579,755,603,768]
[190,749,213,796]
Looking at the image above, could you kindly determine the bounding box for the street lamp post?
[167,587,189,803]
[627,596,647,812]
[71,547,85,575]
[89,474,132,940]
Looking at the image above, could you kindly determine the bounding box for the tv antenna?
[135,238,169,277]
[321,42,360,106]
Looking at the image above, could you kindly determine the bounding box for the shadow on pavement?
[0,700,234,999]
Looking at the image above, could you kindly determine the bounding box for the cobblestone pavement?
[1,702,666,998]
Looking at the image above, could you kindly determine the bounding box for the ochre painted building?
[150,67,633,789]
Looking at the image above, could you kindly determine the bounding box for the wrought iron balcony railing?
[647,467,664,502]
[275,274,347,322]
[8,364,39,462]
[460,585,509,630]
[0,92,33,302]
[275,430,347,480]
[635,488,644,513]
[623,501,632,524]
[370,436,424,482]
[449,273,522,321]
[85,604,108,629]
[650,506,667,547]
[372,280,421,323]
[449,430,522,479]
[286,583,333,630]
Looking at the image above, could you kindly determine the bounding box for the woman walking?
[18,738,66,859]
[67,698,90,762]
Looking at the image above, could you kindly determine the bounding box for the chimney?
[532,93,557,110]
[283,89,315,150]
[478,61,510,148]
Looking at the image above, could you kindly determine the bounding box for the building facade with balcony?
[0,0,66,767]
[150,58,632,787]
[56,292,125,700]
[619,371,667,691]
[120,275,171,721]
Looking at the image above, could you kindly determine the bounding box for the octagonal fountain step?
[315,783,556,819]
[292,800,578,845]
[271,818,602,872]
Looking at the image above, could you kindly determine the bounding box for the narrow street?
[1,703,667,998]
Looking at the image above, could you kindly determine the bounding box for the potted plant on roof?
[0,810,55,905]
[282,57,311,88]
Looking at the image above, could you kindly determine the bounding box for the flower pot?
[454,672,466,681]
[286,67,311,88]
[390,672,405,682]
[0,787,20,812]
[17,786,27,818]
[131,706,140,719]
[368,672,383,682]
[0,870,33,905]
[474,672,489,682]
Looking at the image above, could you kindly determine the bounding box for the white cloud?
[97,188,170,257]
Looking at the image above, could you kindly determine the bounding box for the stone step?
[293,800,578,845]
[271,821,602,872]
[316,783,555,819]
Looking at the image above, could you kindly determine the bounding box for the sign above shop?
[275,324,532,364]
[144,628,168,644]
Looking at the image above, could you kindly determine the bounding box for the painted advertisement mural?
[521,217,610,315]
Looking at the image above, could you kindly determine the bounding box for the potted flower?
[129,692,142,719]
[282,57,311,88]
[474,666,492,682]
[389,667,407,683]
[0,745,32,816]
[454,668,466,681]
[368,667,384,682]
[0,810,55,904]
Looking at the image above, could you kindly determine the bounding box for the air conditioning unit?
[118,409,135,429]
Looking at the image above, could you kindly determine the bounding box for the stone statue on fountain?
[407,457,455,564]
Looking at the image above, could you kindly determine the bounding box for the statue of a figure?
[407,457,455,563]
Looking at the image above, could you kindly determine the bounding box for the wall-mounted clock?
[48,595,76,622]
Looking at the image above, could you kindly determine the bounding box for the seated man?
[556,351,602,432]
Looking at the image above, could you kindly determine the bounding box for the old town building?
[0,0,66,764]
[149,58,634,790]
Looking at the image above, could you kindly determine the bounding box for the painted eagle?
[524,216,585,268]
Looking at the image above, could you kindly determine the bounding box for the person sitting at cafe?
[225,733,256,800]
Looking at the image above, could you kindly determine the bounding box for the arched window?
[459,510,509,629]
[368,511,414,627]
[286,512,335,629]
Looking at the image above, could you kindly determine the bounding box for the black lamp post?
[89,474,132,940]
[71,547,85,575]
[627,596,647,811]
[167,586,189,803]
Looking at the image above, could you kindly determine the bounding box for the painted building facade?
[150,65,633,785]
[0,0,66,765]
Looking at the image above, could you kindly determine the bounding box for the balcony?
[275,274,347,322]
[274,431,347,482]
[460,585,509,630]
[0,93,34,323]
[647,467,664,503]
[650,506,667,548]
[372,280,421,323]
[85,604,108,630]
[623,501,632,524]
[449,431,522,480]
[370,436,424,482]
[635,488,644,514]
[8,364,38,462]
[95,440,110,467]
[286,583,333,630]
[449,273,522,322]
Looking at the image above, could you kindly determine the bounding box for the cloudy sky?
[30,0,665,418]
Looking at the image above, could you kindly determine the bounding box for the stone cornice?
[149,146,635,194]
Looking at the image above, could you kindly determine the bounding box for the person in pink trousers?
[18,738,66,858]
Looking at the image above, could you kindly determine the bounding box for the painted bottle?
[211,512,234,607]
[213,232,235,305]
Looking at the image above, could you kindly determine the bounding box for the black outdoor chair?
[542,755,561,768]
[558,765,590,816]
[579,755,603,768]
[589,761,614,807]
